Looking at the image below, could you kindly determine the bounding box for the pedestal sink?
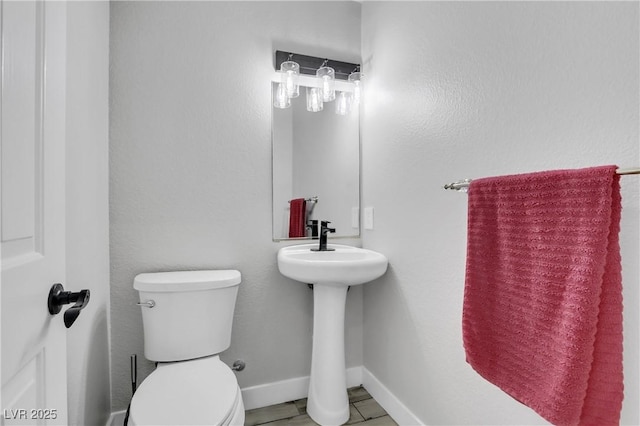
[277,244,388,425]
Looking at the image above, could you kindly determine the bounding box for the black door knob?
[47,283,90,328]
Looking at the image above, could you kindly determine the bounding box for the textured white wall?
[65,2,111,425]
[361,2,639,425]
[109,1,361,412]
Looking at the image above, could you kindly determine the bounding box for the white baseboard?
[362,367,424,425]
[241,366,363,410]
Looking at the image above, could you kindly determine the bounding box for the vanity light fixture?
[348,69,361,108]
[273,51,361,114]
[316,61,336,102]
[274,82,291,109]
[307,87,324,112]
[280,55,300,99]
[336,66,362,115]
[335,91,351,116]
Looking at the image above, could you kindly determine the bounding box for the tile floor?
[245,386,398,426]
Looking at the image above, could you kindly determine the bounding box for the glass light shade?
[316,66,335,102]
[306,87,323,112]
[280,61,300,98]
[273,83,291,109]
[348,71,362,107]
[335,91,352,115]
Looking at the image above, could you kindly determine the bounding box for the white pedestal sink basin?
[277,244,388,425]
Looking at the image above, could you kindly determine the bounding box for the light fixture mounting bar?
[275,51,360,81]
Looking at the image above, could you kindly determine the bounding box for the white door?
[1,1,68,424]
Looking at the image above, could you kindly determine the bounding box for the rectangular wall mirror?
[271,78,360,241]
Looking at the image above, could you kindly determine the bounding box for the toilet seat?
[128,356,244,425]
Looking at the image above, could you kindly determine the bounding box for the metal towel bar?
[444,167,640,191]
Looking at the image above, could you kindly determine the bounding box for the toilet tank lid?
[134,270,241,292]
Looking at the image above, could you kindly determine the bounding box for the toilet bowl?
[129,270,244,426]
[128,356,244,425]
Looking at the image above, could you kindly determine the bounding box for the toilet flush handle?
[136,300,155,308]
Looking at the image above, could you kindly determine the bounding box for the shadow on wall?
[81,307,111,426]
[364,263,436,384]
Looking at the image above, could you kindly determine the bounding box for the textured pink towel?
[463,165,623,426]
[289,198,307,238]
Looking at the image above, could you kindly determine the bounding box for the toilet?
[128,270,244,426]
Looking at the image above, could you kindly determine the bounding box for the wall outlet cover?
[364,207,374,230]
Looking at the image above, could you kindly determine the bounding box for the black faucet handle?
[320,221,336,235]
[321,221,335,230]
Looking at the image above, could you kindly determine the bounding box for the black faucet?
[311,220,335,251]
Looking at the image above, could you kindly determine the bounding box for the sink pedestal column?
[306,282,350,425]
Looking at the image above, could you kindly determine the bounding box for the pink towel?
[463,165,623,425]
[289,198,307,238]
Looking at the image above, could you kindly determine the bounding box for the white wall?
[361,2,639,425]
[109,1,361,412]
[65,2,111,425]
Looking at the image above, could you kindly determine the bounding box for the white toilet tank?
[134,270,241,362]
